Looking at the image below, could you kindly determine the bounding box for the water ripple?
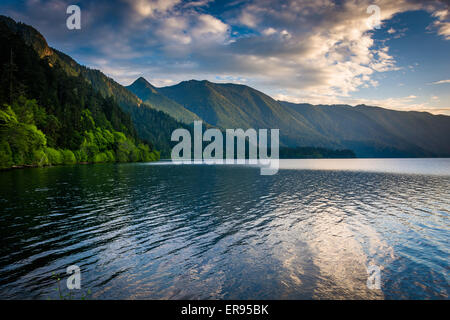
[0,161,449,299]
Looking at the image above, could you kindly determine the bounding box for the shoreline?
[0,160,160,171]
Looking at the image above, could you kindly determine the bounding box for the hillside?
[158,80,330,147]
[0,16,159,169]
[280,101,450,157]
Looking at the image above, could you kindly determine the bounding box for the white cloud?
[432,9,450,40]
[262,27,277,36]
[238,10,259,28]
[218,0,409,97]
[429,79,450,85]
[431,95,440,101]
[191,14,229,41]
[126,0,181,18]
[182,0,213,8]
[157,16,192,45]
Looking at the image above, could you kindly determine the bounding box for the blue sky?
[1,0,449,114]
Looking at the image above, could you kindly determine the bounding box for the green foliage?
[33,148,48,166]
[0,16,198,159]
[93,152,109,163]
[43,148,76,165]
[0,106,18,127]
[73,149,88,163]
[105,150,116,162]
[80,109,95,131]
[0,102,48,167]
[61,149,76,164]
[0,98,160,169]
[0,140,13,169]
[45,147,63,165]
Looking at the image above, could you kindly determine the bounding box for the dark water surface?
[0,159,449,299]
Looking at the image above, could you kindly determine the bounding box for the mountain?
[0,15,141,108]
[156,79,450,157]
[126,77,200,124]
[158,80,330,147]
[0,16,159,169]
[280,101,450,157]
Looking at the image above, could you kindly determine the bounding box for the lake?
[0,159,449,299]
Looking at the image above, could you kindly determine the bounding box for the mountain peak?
[133,76,153,86]
[135,76,149,83]
[126,77,201,124]
[128,76,158,94]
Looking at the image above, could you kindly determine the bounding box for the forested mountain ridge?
[0,16,141,107]
[156,79,450,157]
[280,101,450,157]
[0,16,159,169]
[158,80,331,148]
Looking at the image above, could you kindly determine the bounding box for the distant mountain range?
[132,78,450,157]
[2,15,450,158]
[279,101,450,157]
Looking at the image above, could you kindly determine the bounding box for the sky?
[1,0,449,114]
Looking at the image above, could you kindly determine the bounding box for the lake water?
[0,159,449,299]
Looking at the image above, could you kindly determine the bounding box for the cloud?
[431,8,450,40]
[429,79,450,85]
[191,14,229,41]
[262,27,277,36]
[182,0,213,8]
[431,95,440,101]
[210,0,409,97]
[125,0,181,18]
[238,10,259,28]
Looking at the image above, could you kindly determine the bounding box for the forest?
[0,19,159,169]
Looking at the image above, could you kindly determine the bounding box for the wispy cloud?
[429,79,450,85]
[431,8,450,40]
